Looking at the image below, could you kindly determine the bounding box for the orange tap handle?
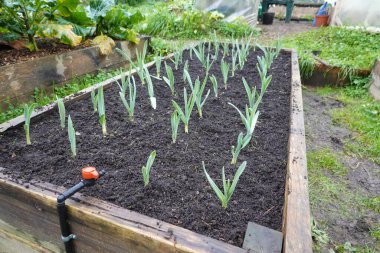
[81,166,100,180]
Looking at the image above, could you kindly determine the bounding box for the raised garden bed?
[0,45,311,252]
[0,37,150,111]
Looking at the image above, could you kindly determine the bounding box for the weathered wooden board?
[369,57,380,100]
[0,37,150,111]
[0,49,312,253]
[282,50,312,253]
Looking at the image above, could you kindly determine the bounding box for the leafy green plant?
[117,70,136,121]
[223,42,229,57]
[231,50,238,77]
[91,90,99,113]
[155,55,162,78]
[142,150,156,187]
[242,78,258,111]
[202,161,247,208]
[171,111,179,144]
[172,87,196,133]
[220,59,230,89]
[163,63,175,96]
[23,104,35,145]
[210,75,218,98]
[231,133,251,165]
[56,96,66,129]
[97,86,107,136]
[67,115,76,158]
[183,60,189,82]
[204,54,214,75]
[144,66,156,109]
[172,50,182,70]
[0,0,82,51]
[193,76,210,118]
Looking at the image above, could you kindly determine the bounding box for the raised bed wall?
[0,37,150,111]
[0,49,312,253]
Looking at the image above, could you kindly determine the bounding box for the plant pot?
[263,12,275,25]
[315,15,329,27]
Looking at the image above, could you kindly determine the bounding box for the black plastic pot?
[263,12,275,25]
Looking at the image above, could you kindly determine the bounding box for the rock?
[369,57,380,100]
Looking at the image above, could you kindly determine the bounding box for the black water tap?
[57,167,105,253]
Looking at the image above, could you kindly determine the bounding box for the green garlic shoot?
[144,66,156,109]
[231,50,239,77]
[210,75,218,98]
[171,111,180,144]
[97,86,107,136]
[56,96,66,129]
[182,60,189,82]
[223,42,229,57]
[118,70,136,121]
[183,68,192,87]
[205,54,214,75]
[91,90,98,113]
[136,65,146,85]
[242,77,259,111]
[155,55,162,78]
[193,76,210,118]
[172,87,196,133]
[163,63,175,96]
[202,161,247,208]
[67,115,76,158]
[142,150,156,187]
[172,50,182,70]
[231,133,252,165]
[193,43,206,66]
[117,41,147,84]
[23,104,35,145]
[229,103,260,136]
[220,59,230,89]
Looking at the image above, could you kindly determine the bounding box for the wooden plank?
[0,171,247,253]
[0,37,150,110]
[282,50,312,253]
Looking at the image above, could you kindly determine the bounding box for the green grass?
[283,27,380,78]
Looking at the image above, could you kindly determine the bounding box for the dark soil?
[0,45,291,247]
[0,40,86,67]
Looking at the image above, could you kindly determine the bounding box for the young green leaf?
[91,90,98,113]
[67,115,76,158]
[193,76,210,118]
[229,103,260,135]
[23,104,35,145]
[193,43,206,66]
[163,63,175,96]
[220,59,230,89]
[171,111,180,144]
[118,70,136,121]
[97,86,107,136]
[182,60,189,82]
[231,133,252,165]
[56,96,66,129]
[172,50,182,70]
[155,55,162,78]
[172,87,196,133]
[242,77,259,110]
[223,42,229,57]
[142,150,156,187]
[210,75,218,98]
[144,66,156,109]
[231,50,239,77]
[202,161,247,208]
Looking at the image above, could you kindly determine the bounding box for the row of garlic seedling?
[22,37,282,208]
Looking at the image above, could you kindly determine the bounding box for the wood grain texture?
[0,37,150,110]
[0,170,247,253]
[282,49,312,253]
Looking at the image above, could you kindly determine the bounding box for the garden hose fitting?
[56,167,105,253]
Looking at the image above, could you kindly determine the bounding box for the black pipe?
[57,169,105,253]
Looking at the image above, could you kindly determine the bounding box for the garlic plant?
[97,86,107,136]
[155,55,162,78]
[23,104,35,145]
[204,54,214,75]
[163,63,175,96]
[231,50,239,77]
[231,133,252,165]
[172,50,182,70]
[193,43,206,66]
[229,103,260,136]
[210,75,218,98]
[202,161,247,208]
[142,150,156,187]
[220,59,230,89]
[67,115,76,158]
[193,76,210,118]
[242,77,258,111]
[91,90,98,113]
[118,70,136,121]
[143,66,156,109]
[171,111,180,143]
[172,87,196,133]
[182,60,189,82]
[223,42,229,57]
[56,96,65,129]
